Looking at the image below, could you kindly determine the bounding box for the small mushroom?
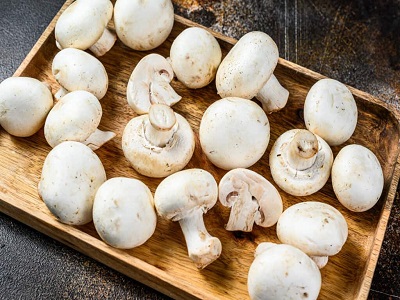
[93,177,157,249]
[114,0,174,51]
[277,201,348,268]
[199,97,270,170]
[218,168,283,232]
[0,77,53,137]
[304,78,358,146]
[248,242,321,300]
[52,48,108,100]
[332,144,384,212]
[269,129,333,196]
[44,90,115,150]
[215,31,289,114]
[55,0,116,56]
[122,103,195,178]
[154,168,221,269]
[126,54,181,115]
[38,141,107,225]
[169,27,222,89]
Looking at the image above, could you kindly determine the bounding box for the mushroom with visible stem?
[154,168,221,269]
[55,0,116,57]
[269,129,333,196]
[218,168,283,232]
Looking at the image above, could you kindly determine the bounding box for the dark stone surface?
[0,0,399,299]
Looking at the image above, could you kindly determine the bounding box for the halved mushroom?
[218,168,283,232]
[269,129,333,196]
[154,168,221,269]
[126,54,181,115]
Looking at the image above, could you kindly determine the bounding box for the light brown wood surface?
[1,1,400,299]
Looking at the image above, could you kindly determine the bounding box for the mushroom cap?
[170,27,222,89]
[216,31,279,99]
[332,144,384,212]
[52,48,108,100]
[199,97,270,170]
[38,141,107,225]
[277,201,348,257]
[0,77,53,137]
[248,243,321,300]
[269,129,333,196]
[93,177,157,249]
[114,0,174,51]
[154,169,218,221]
[304,78,358,146]
[55,0,113,50]
[44,90,102,148]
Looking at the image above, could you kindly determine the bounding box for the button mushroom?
[93,177,157,249]
[169,27,222,89]
[154,168,221,269]
[332,144,384,212]
[114,0,174,51]
[269,129,333,196]
[55,0,116,57]
[126,53,181,115]
[38,141,107,225]
[215,31,289,114]
[277,201,348,268]
[304,78,358,146]
[0,77,53,137]
[44,90,115,150]
[52,48,108,100]
[199,97,270,170]
[218,168,283,232]
[122,103,195,178]
[248,242,321,300]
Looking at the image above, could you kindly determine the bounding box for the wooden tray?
[1,1,400,299]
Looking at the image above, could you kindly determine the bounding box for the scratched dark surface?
[0,0,399,299]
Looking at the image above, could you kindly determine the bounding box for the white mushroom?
[199,97,270,170]
[277,201,348,268]
[248,242,321,300]
[332,144,384,212]
[269,129,333,196]
[122,104,195,178]
[55,0,116,57]
[126,54,181,115]
[38,141,107,225]
[169,27,222,89]
[44,90,115,150]
[154,168,221,269]
[218,168,283,232]
[304,78,358,146]
[215,31,289,114]
[52,48,108,100]
[114,0,174,51]
[93,177,157,249]
[0,77,53,137]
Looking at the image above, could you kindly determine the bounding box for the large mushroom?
[154,168,221,269]
[218,168,283,232]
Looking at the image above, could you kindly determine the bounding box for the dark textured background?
[0,0,399,299]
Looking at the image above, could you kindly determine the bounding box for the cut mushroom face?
[55,0,116,56]
[154,168,221,269]
[52,48,108,100]
[0,77,53,137]
[44,90,115,150]
[126,54,181,115]
[269,129,333,196]
[218,168,283,232]
[122,104,195,178]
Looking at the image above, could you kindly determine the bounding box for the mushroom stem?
[84,128,116,150]
[256,74,289,114]
[178,209,222,269]
[310,255,329,269]
[89,27,117,57]
[150,72,181,105]
[144,104,177,147]
[286,130,318,171]
[55,87,69,100]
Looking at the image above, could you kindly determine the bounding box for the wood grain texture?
[1,1,400,299]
